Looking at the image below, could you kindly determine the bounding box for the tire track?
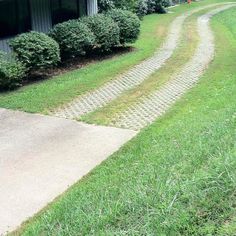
[113,4,236,130]
[52,3,227,120]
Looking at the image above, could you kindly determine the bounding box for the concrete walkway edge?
[0,108,137,235]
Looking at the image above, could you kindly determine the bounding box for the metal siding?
[0,39,11,52]
[87,0,98,16]
[0,0,98,52]
[30,0,52,33]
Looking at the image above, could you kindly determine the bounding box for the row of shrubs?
[0,9,140,90]
[0,52,26,90]
[98,0,171,18]
[136,0,168,18]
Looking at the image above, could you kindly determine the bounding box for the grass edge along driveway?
[12,7,236,236]
[0,0,229,114]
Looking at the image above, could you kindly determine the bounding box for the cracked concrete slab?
[0,108,137,235]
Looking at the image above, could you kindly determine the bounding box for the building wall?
[0,39,11,52]
[87,0,98,15]
[0,0,98,52]
[30,0,52,33]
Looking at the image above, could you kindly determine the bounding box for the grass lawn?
[13,6,236,236]
[80,4,234,126]
[0,0,228,114]
[80,8,201,125]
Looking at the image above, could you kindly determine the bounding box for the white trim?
[0,39,11,52]
[87,0,98,16]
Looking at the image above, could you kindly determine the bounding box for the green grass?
[0,0,228,113]
[14,6,236,236]
[80,4,233,126]
[0,13,172,113]
[80,9,201,125]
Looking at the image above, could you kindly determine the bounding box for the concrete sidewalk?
[0,108,136,235]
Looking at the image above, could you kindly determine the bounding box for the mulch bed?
[22,46,135,86]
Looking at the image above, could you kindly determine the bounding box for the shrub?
[49,20,95,58]
[10,31,60,72]
[136,0,148,19]
[147,0,156,13]
[155,1,167,14]
[0,52,26,90]
[107,9,141,44]
[162,0,173,7]
[136,0,167,17]
[98,0,114,12]
[80,14,120,52]
[101,0,168,15]
[113,0,137,11]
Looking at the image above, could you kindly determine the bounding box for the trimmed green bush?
[136,0,167,17]
[136,0,148,19]
[0,52,26,90]
[80,14,120,52]
[147,0,156,13]
[10,31,60,72]
[107,9,141,44]
[99,0,168,15]
[162,0,173,7]
[155,2,167,14]
[98,0,114,12]
[49,20,96,58]
[113,0,137,11]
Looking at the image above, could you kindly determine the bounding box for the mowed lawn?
[0,0,229,114]
[0,12,173,113]
[14,7,236,236]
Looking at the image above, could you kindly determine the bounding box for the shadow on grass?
[0,46,136,94]
[24,46,136,85]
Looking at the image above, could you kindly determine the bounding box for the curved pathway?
[1,5,235,235]
[113,4,236,130]
[52,3,226,120]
